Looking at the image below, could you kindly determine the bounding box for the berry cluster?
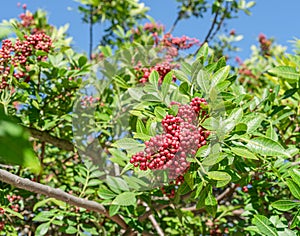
[130,97,209,181]
[162,33,199,57]
[0,221,4,231]
[258,33,272,56]
[7,195,22,212]
[0,32,52,89]
[238,66,256,79]
[19,11,34,28]
[80,95,100,108]
[134,61,179,84]
[162,33,199,50]
[143,22,165,33]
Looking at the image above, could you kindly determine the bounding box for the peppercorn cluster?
[0,32,52,89]
[130,97,209,181]
[134,61,179,84]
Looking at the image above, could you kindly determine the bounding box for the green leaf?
[99,45,112,57]
[205,187,217,217]
[112,192,136,206]
[207,171,231,188]
[196,186,209,209]
[33,198,66,211]
[290,208,300,229]
[112,138,144,150]
[268,66,299,83]
[0,107,41,173]
[210,65,230,90]
[246,115,264,133]
[266,126,278,142]
[154,106,167,120]
[149,70,159,88]
[207,171,231,181]
[109,204,120,216]
[243,137,290,158]
[136,119,147,134]
[35,222,50,236]
[32,211,55,222]
[252,215,278,236]
[141,94,161,102]
[281,88,298,99]
[98,188,117,199]
[106,176,129,193]
[231,147,258,160]
[64,225,77,234]
[78,55,88,68]
[289,169,300,188]
[227,108,243,124]
[196,42,209,60]
[128,87,144,101]
[161,71,173,99]
[196,70,210,94]
[2,206,23,219]
[271,200,300,211]
[286,179,300,200]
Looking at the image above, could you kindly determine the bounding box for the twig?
[29,127,74,152]
[0,168,128,230]
[216,183,236,202]
[208,2,229,43]
[203,8,220,44]
[89,5,94,60]
[142,202,164,236]
[148,214,164,236]
[139,204,168,222]
[168,14,181,34]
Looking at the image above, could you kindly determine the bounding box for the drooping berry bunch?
[134,61,179,84]
[6,195,22,212]
[19,11,34,28]
[162,33,199,50]
[130,97,209,181]
[0,221,4,231]
[0,32,53,89]
[162,33,200,57]
[143,22,165,33]
[258,33,272,56]
[80,95,100,108]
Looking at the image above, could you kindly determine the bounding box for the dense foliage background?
[0,1,299,235]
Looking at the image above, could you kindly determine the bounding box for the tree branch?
[168,14,182,34]
[0,168,128,230]
[208,2,229,43]
[29,127,74,152]
[142,202,164,236]
[216,183,236,202]
[203,8,220,44]
[139,204,168,222]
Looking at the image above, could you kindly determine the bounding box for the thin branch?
[29,127,74,152]
[142,202,164,236]
[168,14,181,34]
[139,204,168,222]
[203,8,220,44]
[193,8,219,56]
[208,2,229,42]
[0,168,128,230]
[216,183,236,202]
[89,5,94,60]
[148,214,164,236]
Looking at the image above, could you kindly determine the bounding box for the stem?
[79,169,90,198]
[89,5,94,60]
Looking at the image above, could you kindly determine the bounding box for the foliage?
[0,1,299,235]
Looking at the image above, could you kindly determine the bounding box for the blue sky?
[1,1,300,60]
